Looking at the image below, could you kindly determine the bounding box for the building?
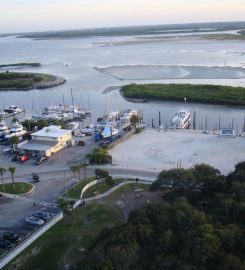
[18,125,73,157]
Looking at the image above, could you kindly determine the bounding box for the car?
[11,155,19,162]
[3,232,22,243]
[35,156,48,165]
[33,211,51,221]
[77,140,85,146]
[19,155,30,163]
[0,239,14,250]
[32,173,40,182]
[25,216,45,226]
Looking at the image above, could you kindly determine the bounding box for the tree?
[130,114,140,128]
[8,166,16,191]
[95,169,109,180]
[9,136,19,152]
[70,165,78,179]
[80,163,88,180]
[86,148,110,164]
[37,119,49,130]
[0,167,6,191]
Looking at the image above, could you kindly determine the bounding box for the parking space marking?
[2,194,58,208]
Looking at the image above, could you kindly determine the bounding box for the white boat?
[101,124,120,139]
[4,105,23,114]
[0,120,9,136]
[171,108,191,129]
[5,122,27,139]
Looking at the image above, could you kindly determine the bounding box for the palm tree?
[80,163,88,180]
[0,167,6,191]
[8,166,16,191]
[70,165,77,179]
[77,164,82,181]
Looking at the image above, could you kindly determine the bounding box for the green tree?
[37,119,49,130]
[86,148,110,164]
[95,169,109,179]
[70,165,78,179]
[8,166,16,191]
[80,163,88,180]
[0,167,6,191]
[130,114,140,128]
[9,135,19,152]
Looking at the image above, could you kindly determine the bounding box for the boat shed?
[18,125,73,157]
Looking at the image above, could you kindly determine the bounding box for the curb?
[1,182,35,196]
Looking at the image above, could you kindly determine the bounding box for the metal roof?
[32,125,71,138]
[18,140,58,151]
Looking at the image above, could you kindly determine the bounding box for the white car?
[25,216,45,226]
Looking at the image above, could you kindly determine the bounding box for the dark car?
[32,173,40,182]
[33,211,50,221]
[0,239,14,250]
[3,232,22,243]
[11,155,19,162]
[35,156,48,165]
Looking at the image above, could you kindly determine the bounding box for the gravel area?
[110,129,245,175]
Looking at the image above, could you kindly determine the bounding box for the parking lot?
[0,135,98,257]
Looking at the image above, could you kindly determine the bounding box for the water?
[0,32,245,130]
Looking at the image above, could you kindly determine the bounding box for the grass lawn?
[82,178,126,198]
[121,83,245,106]
[103,183,150,203]
[0,182,33,194]
[63,177,96,199]
[5,203,124,270]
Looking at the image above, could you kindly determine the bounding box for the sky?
[1,0,245,34]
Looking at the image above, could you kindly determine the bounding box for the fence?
[0,212,63,269]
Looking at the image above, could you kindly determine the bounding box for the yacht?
[4,105,23,115]
[5,122,27,139]
[171,108,191,129]
[0,120,9,136]
[101,124,120,139]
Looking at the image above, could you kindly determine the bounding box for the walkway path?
[80,180,152,203]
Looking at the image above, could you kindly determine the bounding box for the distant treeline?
[121,83,245,106]
[16,21,245,39]
[0,62,41,68]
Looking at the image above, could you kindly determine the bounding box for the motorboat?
[0,120,9,136]
[171,108,191,129]
[101,124,120,139]
[4,105,23,114]
[5,122,27,139]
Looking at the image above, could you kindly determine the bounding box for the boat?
[101,124,120,139]
[4,105,23,114]
[5,121,27,139]
[0,120,9,136]
[0,105,24,119]
[171,108,191,129]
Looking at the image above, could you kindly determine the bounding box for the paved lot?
[0,135,97,254]
[0,135,96,177]
[110,128,245,175]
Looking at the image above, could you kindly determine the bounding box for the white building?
[18,125,73,157]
